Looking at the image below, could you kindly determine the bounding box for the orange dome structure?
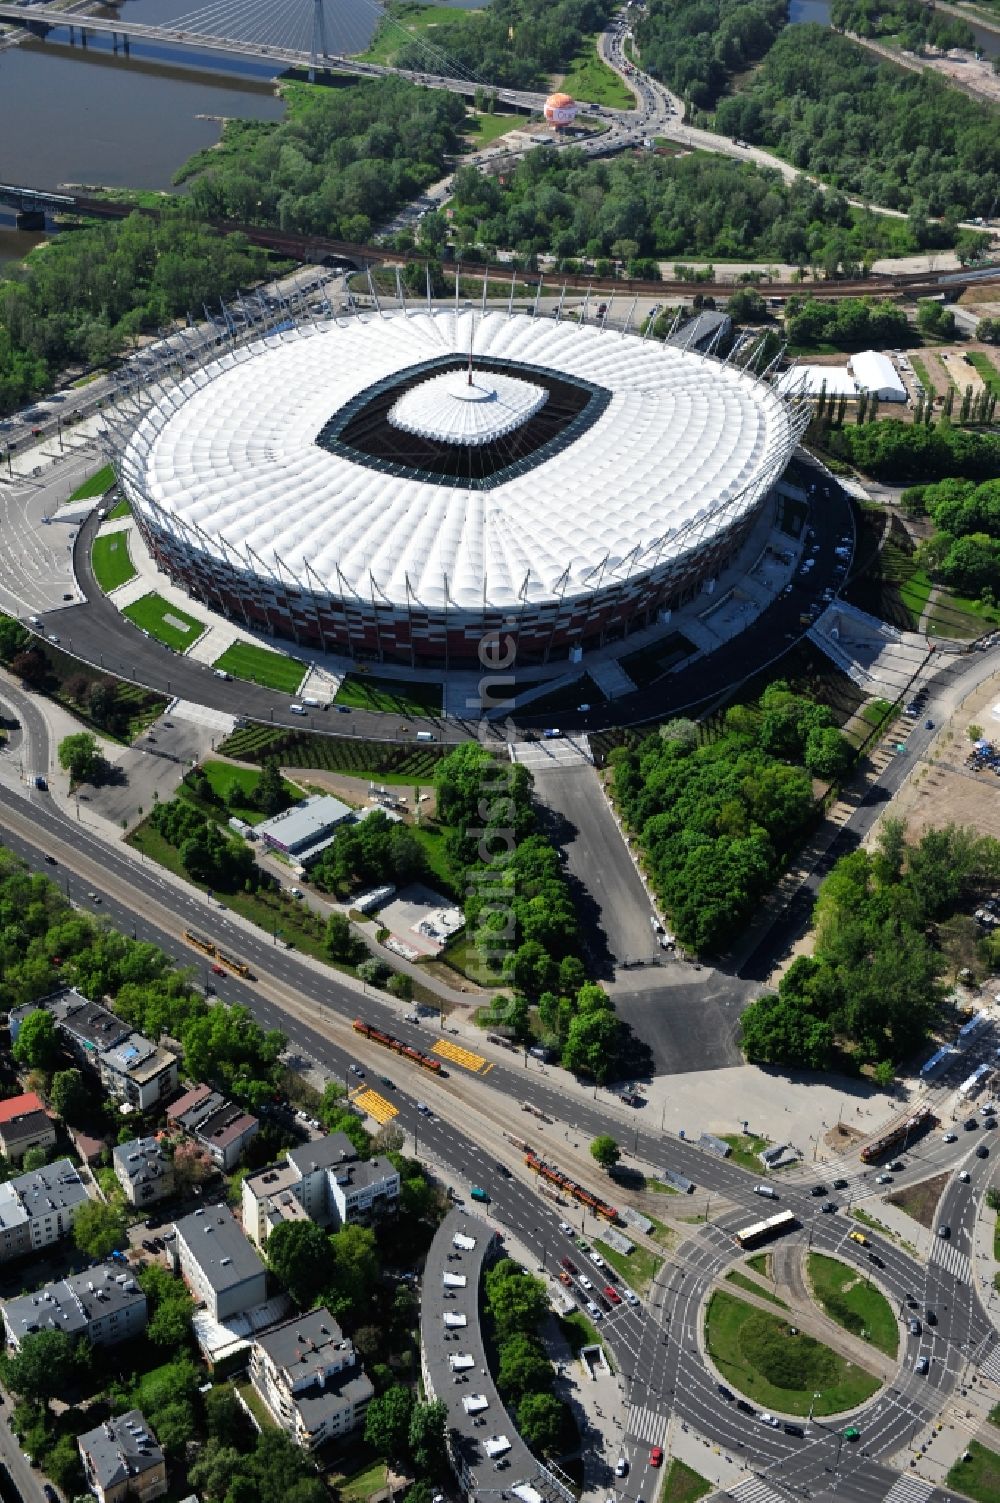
[543,92,578,127]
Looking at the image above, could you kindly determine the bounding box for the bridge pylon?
[309,0,328,81]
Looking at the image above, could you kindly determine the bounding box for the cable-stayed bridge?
[0,0,553,108]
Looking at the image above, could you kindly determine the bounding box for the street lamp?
[808,1392,821,1422]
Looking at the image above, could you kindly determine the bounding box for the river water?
[788,0,998,53]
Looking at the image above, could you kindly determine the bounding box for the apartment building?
[77,1411,166,1503]
[113,1138,175,1208]
[249,1307,373,1450]
[0,1092,56,1162]
[10,991,177,1112]
[172,1205,267,1322]
[167,1085,258,1172]
[0,1158,89,1263]
[3,1263,147,1350]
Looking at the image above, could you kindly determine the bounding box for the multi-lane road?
[0,676,997,1503]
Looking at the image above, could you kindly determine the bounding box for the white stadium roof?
[123,310,798,612]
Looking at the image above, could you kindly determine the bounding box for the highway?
[0,677,996,1503]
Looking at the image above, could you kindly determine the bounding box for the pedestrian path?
[881,1476,933,1503]
[626,1401,668,1447]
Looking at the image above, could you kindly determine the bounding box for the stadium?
[111,307,810,669]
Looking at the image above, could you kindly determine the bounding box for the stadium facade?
[110,307,809,668]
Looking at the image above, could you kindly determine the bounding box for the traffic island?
[805,1252,898,1358]
[704,1289,881,1416]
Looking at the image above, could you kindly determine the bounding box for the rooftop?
[256,1306,350,1374]
[0,1159,88,1231]
[194,1101,258,1150]
[332,1157,399,1192]
[285,1132,358,1177]
[0,1092,46,1126]
[113,1137,172,1187]
[3,1262,145,1343]
[78,1410,163,1490]
[167,1083,217,1126]
[49,992,131,1054]
[174,1205,266,1292]
[255,796,352,852]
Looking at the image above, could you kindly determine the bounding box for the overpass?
[0,0,553,107]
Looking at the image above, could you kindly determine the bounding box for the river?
[787,0,999,53]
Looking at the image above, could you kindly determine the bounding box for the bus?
[734,1210,797,1250]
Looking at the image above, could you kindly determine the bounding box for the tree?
[517,1391,564,1454]
[324,911,362,964]
[57,732,105,785]
[387,972,413,1001]
[484,1260,549,1340]
[43,1434,84,1497]
[589,1135,620,1171]
[497,1333,551,1400]
[408,1399,447,1477]
[48,1067,89,1125]
[255,759,288,817]
[1,1329,79,1405]
[72,1199,126,1260]
[12,1009,57,1070]
[138,1264,195,1347]
[21,1146,47,1172]
[872,1060,896,1088]
[171,1139,214,1192]
[364,1385,414,1463]
[266,1221,332,1308]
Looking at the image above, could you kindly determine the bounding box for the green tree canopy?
[72,1199,127,1260]
[364,1385,415,1463]
[57,732,105,785]
[266,1221,332,1309]
[589,1135,621,1170]
[12,1009,58,1070]
[1,1329,80,1405]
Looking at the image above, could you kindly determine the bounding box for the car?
[889,1160,905,1172]
[210,963,226,976]
[589,1251,606,1268]
[87,892,101,904]
[849,1231,869,1246]
[558,1271,573,1287]
[649,1447,663,1468]
[289,887,303,899]
[759,1413,780,1429]
[833,1177,849,1190]
[977,1144,990,1158]
[559,1221,573,1234]
[43,854,56,864]
[925,1309,937,1326]
[615,1458,629,1477]
[867,1253,885,1268]
[822,1201,837,1213]
[875,1174,893,1184]
[810,1185,827,1197]
[47,633,60,644]
[843,1427,861,1442]
[624,1290,639,1306]
[784,1424,805,1438]
[964,1118,978,1131]
[350,1064,364,1076]
[579,1275,593,1290]
[43,1488,59,1503]
[560,1256,578,1273]
[495,1163,512,1178]
[908,1318,922,1336]
[736,1399,756,1416]
[417,1103,430,1115]
[141,1239,156,1253]
[959,1170,971,1182]
[585,1300,602,1319]
[717,1384,735,1401]
[942,1132,958,1143]
[152,1236,165,1251]
[937,1224,950,1239]
[542,728,562,739]
[925,719,934,730]
[604,1284,622,1305]
[915,1355,929,1375]
[289,703,307,715]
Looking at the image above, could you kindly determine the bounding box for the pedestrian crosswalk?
[727,1475,789,1503]
[929,1239,971,1285]
[626,1402,667,1446]
[881,1475,933,1503]
[979,1343,1000,1384]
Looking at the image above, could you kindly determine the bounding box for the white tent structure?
[776,365,858,399]
[849,349,907,402]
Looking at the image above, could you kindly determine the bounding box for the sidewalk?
[969,1170,1000,1334]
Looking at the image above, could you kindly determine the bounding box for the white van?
[302,695,321,707]
[416,730,435,741]
[289,704,307,716]
[753,1184,779,1199]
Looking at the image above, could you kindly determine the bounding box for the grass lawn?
[909,353,936,394]
[463,111,520,147]
[337,1461,388,1503]
[69,463,116,501]
[560,39,636,108]
[357,1,483,63]
[806,1253,898,1357]
[558,1310,602,1355]
[926,586,1000,641]
[967,350,1000,397]
[704,1290,881,1416]
[594,1236,663,1295]
[106,497,132,520]
[91,532,137,593]
[195,760,301,825]
[946,1440,1000,1503]
[747,1253,770,1276]
[123,592,206,652]
[886,1172,948,1231]
[212,640,304,693]
[408,823,458,896]
[859,697,895,731]
[659,1459,712,1503]
[444,930,504,986]
[234,1377,279,1431]
[721,1133,772,1173]
[336,673,443,717]
[725,1269,788,1308]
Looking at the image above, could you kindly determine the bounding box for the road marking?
[728,1476,790,1503]
[929,1239,971,1284]
[349,1087,398,1125]
[881,1477,933,1503]
[980,1343,1000,1384]
[433,1038,491,1075]
[625,1402,667,1446]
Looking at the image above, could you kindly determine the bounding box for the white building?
[0,1159,89,1264]
[113,1138,175,1208]
[241,1134,399,1249]
[849,349,907,402]
[172,1205,267,1322]
[249,1307,373,1450]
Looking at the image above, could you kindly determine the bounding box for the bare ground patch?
[887,1171,949,1229]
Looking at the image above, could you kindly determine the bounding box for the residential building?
[0,1158,89,1263]
[254,795,353,865]
[172,1205,267,1322]
[249,1308,373,1450]
[167,1085,258,1171]
[10,991,178,1112]
[113,1138,175,1207]
[242,1134,397,1249]
[0,1092,56,1162]
[3,1263,147,1350]
[77,1411,166,1503]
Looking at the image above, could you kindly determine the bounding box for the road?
[0,675,996,1503]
